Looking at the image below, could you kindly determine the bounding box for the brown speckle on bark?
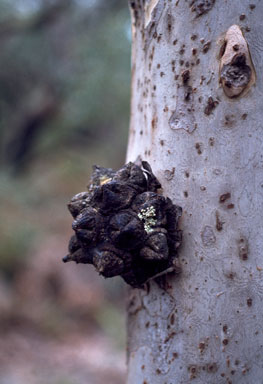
[179,46,185,55]
[188,365,198,380]
[224,114,236,127]
[195,142,203,154]
[167,13,173,33]
[184,86,192,101]
[247,298,252,307]
[202,41,211,53]
[206,363,218,373]
[182,69,190,84]
[199,341,206,353]
[190,0,216,17]
[238,237,249,260]
[216,210,224,231]
[226,271,235,279]
[219,192,231,203]
[204,96,218,115]
[151,116,158,129]
[209,137,215,146]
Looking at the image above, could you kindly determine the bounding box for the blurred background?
[0,0,131,383]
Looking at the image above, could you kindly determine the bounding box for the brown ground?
[0,330,125,384]
[0,236,126,384]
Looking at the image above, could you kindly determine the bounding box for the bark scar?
[144,0,160,28]
[219,25,255,98]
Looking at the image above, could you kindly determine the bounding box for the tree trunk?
[126,1,263,383]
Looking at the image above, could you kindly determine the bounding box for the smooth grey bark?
[126,1,263,383]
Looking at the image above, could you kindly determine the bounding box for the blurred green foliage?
[0,0,131,276]
[0,0,131,172]
[0,0,131,348]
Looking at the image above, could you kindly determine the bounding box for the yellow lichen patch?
[100,176,112,185]
[138,206,157,233]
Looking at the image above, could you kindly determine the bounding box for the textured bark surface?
[126,0,263,383]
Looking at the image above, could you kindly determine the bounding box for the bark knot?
[219,25,255,98]
[64,161,182,287]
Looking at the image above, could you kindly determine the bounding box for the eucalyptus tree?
[126,1,263,383]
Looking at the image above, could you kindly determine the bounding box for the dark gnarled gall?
[63,161,182,287]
